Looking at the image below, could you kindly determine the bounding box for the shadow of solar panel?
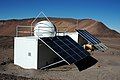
[41,36,90,64]
[74,56,98,71]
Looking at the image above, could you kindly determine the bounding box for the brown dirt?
[0,73,31,80]
[0,37,120,80]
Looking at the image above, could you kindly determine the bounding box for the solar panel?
[76,30,101,44]
[84,30,101,43]
[41,36,90,64]
[76,29,108,51]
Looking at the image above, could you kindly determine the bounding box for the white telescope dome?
[34,21,56,38]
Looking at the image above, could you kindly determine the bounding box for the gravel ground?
[0,73,31,80]
[0,38,120,80]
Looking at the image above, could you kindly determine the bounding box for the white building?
[14,32,78,69]
[14,20,105,71]
[14,21,79,69]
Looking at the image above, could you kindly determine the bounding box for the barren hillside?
[0,18,120,37]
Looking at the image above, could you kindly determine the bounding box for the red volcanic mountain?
[0,17,120,37]
[77,19,120,37]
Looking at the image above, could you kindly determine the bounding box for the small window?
[28,52,31,56]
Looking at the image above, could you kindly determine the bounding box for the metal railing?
[16,25,34,37]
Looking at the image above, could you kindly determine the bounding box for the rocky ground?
[0,38,120,80]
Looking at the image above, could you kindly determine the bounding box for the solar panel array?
[76,30,101,44]
[41,36,90,64]
[76,29,108,51]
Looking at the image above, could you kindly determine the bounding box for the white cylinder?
[34,21,56,38]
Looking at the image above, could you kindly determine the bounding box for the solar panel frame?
[64,36,90,56]
[76,30,101,44]
[77,30,95,44]
[41,37,77,64]
[76,29,108,51]
[84,30,101,43]
[56,36,88,58]
[41,36,89,64]
[38,37,70,64]
[80,30,98,44]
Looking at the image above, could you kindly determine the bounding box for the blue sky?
[0,0,120,32]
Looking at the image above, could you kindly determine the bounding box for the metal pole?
[16,25,18,37]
